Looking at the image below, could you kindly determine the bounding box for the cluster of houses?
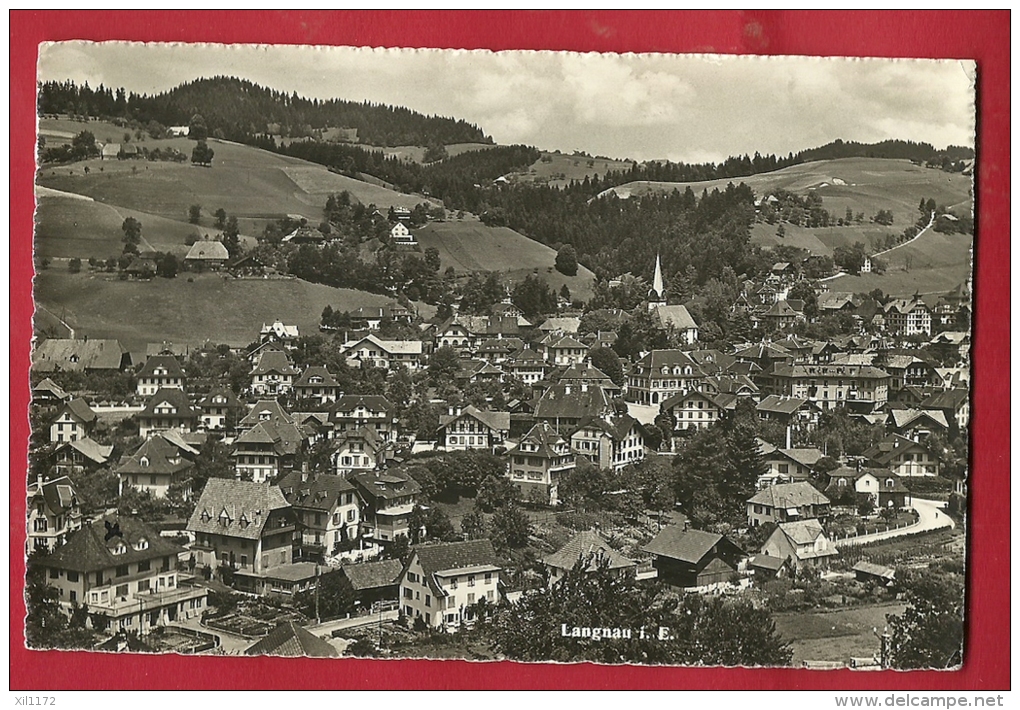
[26,256,970,640]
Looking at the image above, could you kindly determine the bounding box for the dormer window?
[886,479,895,488]
[134,537,149,551]
[200,509,211,522]
[112,541,127,555]
[219,508,232,526]
[139,456,149,467]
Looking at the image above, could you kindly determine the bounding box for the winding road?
[837,496,955,547]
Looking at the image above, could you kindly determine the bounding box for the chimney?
[683,519,690,532]
[301,471,309,483]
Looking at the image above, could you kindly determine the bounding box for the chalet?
[339,559,404,608]
[747,482,831,527]
[880,355,936,391]
[762,363,890,412]
[642,526,744,589]
[135,355,186,397]
[232,418,304,483]
[245,620,338,658]
[920,388,970,435]
[349,469,423,545]
[491,301,525,320]
[824,467,910,510]
[399,539,501,630]
[817,291,860,315]
[198,387,244,431]
[760,447,825,485]
[700,374,758,399]
[293,366,341,405]
[733,342,795,373]
[259,321,300,346]
[852,561,896,587]
[53,437,114,476]
[330,395,397,443]
[187,479,297,595]
[26,475,82,553]
[433,319,475,352]
[389,222,417,246]
[661,390,737,433]
[137,388,200,439]
[31,377,70,406]
[884,296,932,337]
[505,348,547,385]
[538,317,581,334]
[437,406,510,452]
[475,338,521,366]
[928,331,971,365]
[507,421,576,506]
[534,382,614,433]
[49,397,97,443]
[250,350,299,396]
[279,471,363,562]
[183,240,229,269]
[347,302,413,330]
[34,515,207,633]
[116,433,198,500]
[862,434,940,477]
[569,414,647,471]
[32,338,131,373]
[333,426,391,475]
[282,226,327,245]
[626,350,703,406]
[761,519,838,569]
[748,553,793,580]
[755,395,821,430]
[543,335,590,367]
[886,408,949,440]
[650,304,699,346]
[341,335,423,371]
[454,358,505,384]
[543,530,636,587]
[125,257,157,279]
[760,299,803,331]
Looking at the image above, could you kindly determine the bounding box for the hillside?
[413,219,595,300]
[33,270,415,353]
[514,151,634,188]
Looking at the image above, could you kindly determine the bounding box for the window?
[448,597,457,609]
[347,510,355,523]
[487,590,494,600]
[404,588,413,599]
[484,572,492,584]
[425,595,431,608]
[69,590,76,602]
[138,579,150,593]
[49,568,59,579]
[67,570,79,582]
[467,593,475,604]
[116,564,129,577]
[115,584,129,598]
[468,576,475,587]
[138,560,150,572]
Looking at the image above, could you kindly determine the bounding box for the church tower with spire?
[648,254,667,310]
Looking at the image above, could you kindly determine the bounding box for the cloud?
[38,43,974,163]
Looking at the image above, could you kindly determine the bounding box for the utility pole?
[314,563,320,625]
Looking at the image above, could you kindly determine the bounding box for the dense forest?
[37,77,491,146]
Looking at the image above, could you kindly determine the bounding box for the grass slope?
[774,602,906,666]
[33,271,400,352]
[515,152,633,188]
[414,218,595,300]
[37,119,440,228]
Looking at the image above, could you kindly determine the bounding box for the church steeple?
[652,254,664,300]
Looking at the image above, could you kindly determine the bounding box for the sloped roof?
[260,321,300,340]
[652,304,698,331]
[188,479,291,540]
[282,226,327,244]
[733,342,792,361]
[439,405,510,434]
[139,388,198,419]
[852,561,896,579]
[559,364,612,382]
[921,388,969,411]
[341,559,404,591]
[57,397,98,424]
[770,363,890,380]
[28,475,79,515]
[342,334,423,355]
[889,409,949,430]
[747,482,829,508]
[240,399,292,428]
[251,350,299,376]
[762,300,800,318]
[294,366,340,389]
[549,335,589,350]
[661,389,738,412]
[770,448,825,468]
[642,527,741,564]
[244,621,338,657]
[534,383,612,421]
[749,554,788,571]
[184,240,229,261]
[278,472,357,511]
[350,469,422,503]
[117,434,195,476]
[332,395,395,418]
[412,539,501,577]
[137,354,185,379]
[777,519,830,546]
[572,414,644,443]
[32,377,69,400]
[34,515,183,573]
[198,387,243,410]
[508,421,570,458]
[756,395,812,415]
[32,339,127,372]
[538,317,581,333]
[543,530,636,572]
[862,434,927,465]
[58,437,114,465]
[635,349,698,370]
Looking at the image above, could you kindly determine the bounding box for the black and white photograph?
[27,41,974,669]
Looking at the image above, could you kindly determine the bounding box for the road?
[825,211,936,285]
[305,609,399,636]
[838,497,954,546]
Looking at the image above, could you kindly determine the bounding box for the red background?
[10,11,1010,690]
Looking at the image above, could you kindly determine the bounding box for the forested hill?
[37,77,492,147]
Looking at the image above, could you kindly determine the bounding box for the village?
[26,226,970,665]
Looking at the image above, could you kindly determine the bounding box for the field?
[361,142,497,163]
[414,219,596,300]
[515,151,634,188]
[774,602,907,666]
[32,270,405,354]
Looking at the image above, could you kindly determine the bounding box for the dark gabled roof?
[921,388,970,411]
[756,395,813,415]
[56,437,114,465]
[652,304,698,331]
[852,561,896,579]
[116,434,195,476]
[56,397,98,424]
[198,386,243,410]
[412,539,500,577]
[244,621,338,657]
[642,527,742,564]
[508,421,570,458]
[543,530,636,572]
[250,350,299,376]
[136,355,185,379]
[187,479,291,540]
[349,469,422,503]
[768,448,825,468]
[762,300,801,318]
[635,349,698,370]
[29,476,79,515]
[32,377,69,400]
[33,338,128,372]
[438,406,510,434]
[559,363,613,383]
[184,240,229,261]
[139,388,198,419]
[862,434,927,465]
[747,482,830,508]
[661,388,737,412]
[825,467,909,493]
[734,342,792,361]
[239,399,291,428]
[34,515,183,573]
[534,383,612,421]
[341,559,404,591]
[294,366,340,389]
[688,350,736,374]
[749,554,788,571]
[571,414,644,443]
[234,419,304,455]
[278,472,356,511]
[332,395,395,418]
[776,519,829,546]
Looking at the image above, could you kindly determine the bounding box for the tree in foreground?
[489,561,792,666]
[294,570,357,622]
[886,568,964,669]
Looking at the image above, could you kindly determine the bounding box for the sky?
[38,42,975,164]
